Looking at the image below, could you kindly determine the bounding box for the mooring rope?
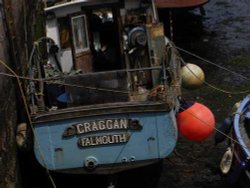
[180,58,250,95]
[2,54,247,162]
[0,41,250,185]
[178,105,249,151]
[174,45,250,83]
[0,60,57,188]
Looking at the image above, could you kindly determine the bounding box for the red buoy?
[177,102,215,142]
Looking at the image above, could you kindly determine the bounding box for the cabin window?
[71,15,89,54]
[58,17,71,49]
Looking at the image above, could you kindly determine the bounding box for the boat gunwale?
[32,101,172,124]
[234,95,250,157]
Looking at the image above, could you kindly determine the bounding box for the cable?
[179,105,250,152]
[1,39,249,183]
[180,58,250,95]
[174,45,250,83]
[0,60,57,188]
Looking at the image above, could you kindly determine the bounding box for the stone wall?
[0,0,36,187]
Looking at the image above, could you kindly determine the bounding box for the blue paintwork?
[33,110,178,170]
[227,95,250,186]
[234,95,250,158]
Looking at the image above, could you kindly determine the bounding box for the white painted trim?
[45,0,119,12]
[45,0,88,12]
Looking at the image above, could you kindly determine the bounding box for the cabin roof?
[45,0,119,12]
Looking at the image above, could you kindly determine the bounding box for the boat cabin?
[31,0,181,111]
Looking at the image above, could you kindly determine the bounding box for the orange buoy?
[177,102,215,142]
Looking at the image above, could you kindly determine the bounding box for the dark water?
[159,0,250,188]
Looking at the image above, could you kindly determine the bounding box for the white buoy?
[220,147,233,175]
[16,123,28,149]
[181,63,205,89]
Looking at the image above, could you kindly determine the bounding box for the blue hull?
[227,96,250,186]
[233,95,250,158]
[33,104,178,174]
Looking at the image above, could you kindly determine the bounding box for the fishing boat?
[17,0,183,186]
[155,0,209,9]
[219,95,250,187]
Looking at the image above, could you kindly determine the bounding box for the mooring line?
[0,41,249,184]
[174,45,250,83]
[0,59,57,188]
[179,105,250,152]
[180,58,250,95]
